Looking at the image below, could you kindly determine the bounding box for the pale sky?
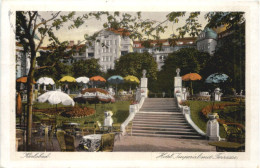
[40,11,208,46]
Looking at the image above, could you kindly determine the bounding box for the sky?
[40,11,208,46]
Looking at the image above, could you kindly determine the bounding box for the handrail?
[175,93,206,136]
[120,96,145,136]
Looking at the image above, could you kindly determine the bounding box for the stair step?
[142,103,177,105]
[142,105,177,108]
[141,109,179,111]
[138,112,183,115]
[135,113,183,116]
[133,118,186,122]
[134,117,184,120]
[140,110,181,113]
[131,133,203,139]
[133,123,191,128]
[135,114,185,118]
[132,129,198,135]
[133,121,189,125]
[132,126,194,131]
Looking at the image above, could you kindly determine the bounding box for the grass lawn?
[20,101,131,128]
[187,101,235,138]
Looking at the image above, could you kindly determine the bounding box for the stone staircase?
[131,98,204,139]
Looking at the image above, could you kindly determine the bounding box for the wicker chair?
[64,134,76,151]
[56,130,76,151]
[48,126,55,150]
[35,127,48,151]
[56,130,66,151]
[99,133,115,152]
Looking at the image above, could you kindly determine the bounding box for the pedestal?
[207,114,220,141]
[174,77,182,97]
[141,78,147,88]
[141,78,148,98]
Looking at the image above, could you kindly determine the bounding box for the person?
[64,84,69,93]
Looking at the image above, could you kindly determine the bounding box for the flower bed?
[61,107,95,118]
[200,102,245,125]
[33,107,74,116]
[201,103,238,120]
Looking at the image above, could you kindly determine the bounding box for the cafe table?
[79,134,102,152]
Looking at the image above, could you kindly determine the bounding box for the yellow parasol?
[59,76,76,83]
[124,75,140,84]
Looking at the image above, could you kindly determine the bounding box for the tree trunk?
[26,42,37,150]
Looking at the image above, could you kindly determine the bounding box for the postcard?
[0,0,259,167]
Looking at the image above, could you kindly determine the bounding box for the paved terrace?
[113,136,216,152]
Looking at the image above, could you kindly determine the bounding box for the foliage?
[72,59,101,78]
[34,51,73,81]
[114,52,158,91]
[155,48,210,93]
[201,23,245,92]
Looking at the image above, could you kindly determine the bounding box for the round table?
[79,134,102,152]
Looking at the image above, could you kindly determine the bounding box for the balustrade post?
[206,113,221,141]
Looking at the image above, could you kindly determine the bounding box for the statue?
[176,68,180,77]
[142,69,147,78]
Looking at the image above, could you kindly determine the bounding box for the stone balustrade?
[175,94,206,137]
[120,96,145,136]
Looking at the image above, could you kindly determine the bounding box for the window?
[110,56,112,61]
[88,53,94,58]
[114,40,117,45]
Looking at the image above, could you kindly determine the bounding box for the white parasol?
[37,90,75,106]
[76,77,90,84]
[37,77,55,85]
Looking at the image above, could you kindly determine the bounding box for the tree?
[72,59,101,78]
[165,12,245,93]
[115,52,158,80]
[201,23,245,93]
[156,48,210,93]
[34,51,73,82]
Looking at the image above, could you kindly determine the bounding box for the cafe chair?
[16,129,25,151]
[111,123,122,141]
[95,121,110,134]
[56,130,66,151]
[35,127,48,151]
[48,126,55,150]
[81,121,96,135]
[99,133,115,152]
[64,134,76,151]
